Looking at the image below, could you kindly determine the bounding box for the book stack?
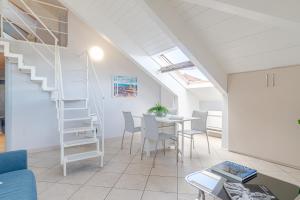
[211,161,257,182]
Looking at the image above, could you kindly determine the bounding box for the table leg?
[181,122,184,160]
[196,190,205,200]
[175,122,178,162]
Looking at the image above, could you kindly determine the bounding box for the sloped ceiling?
[164,0,300,73]
[60,0,300,93]
[60,0,227,94]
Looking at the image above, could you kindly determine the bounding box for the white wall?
[160,86,176,109]
[199,101,224,111]
[6,12,160,150]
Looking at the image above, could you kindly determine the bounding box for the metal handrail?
[19,0,58,44]
[19,0,63,94]
[2,16,54,68]
[1,0,64,123]
[86,55,105,153]
[5,5,54,56]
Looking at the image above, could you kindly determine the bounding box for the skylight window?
[152,47,210,87]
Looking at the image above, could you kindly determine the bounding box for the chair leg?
[205,133,211,154]
[141,137,146,160]
[192,137,195,149]
[190,135,193,159]
[63,162,67,176]
[129,132,134,154]
[152,140,159,168]
[121,129,126,149]
[176,138,179,162]
[163,140,166,156]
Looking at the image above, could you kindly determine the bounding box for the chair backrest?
[168,108,178,115]
[123,111,135,132]
[191,111,208,132]
[143,114,159,140]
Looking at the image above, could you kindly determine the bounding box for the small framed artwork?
[113,75,137,97]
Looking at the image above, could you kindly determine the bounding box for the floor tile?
[36,181,55,194]
[106,188,143,200]
[58,170,96,185]
[101,161,128,173]
[32,136,300,200]
[142,191,177,200]
[178,177,198,194]
[37,166,64,182]
[39,183,80,200]
[151,164,177,177]
[145,176,177,193]
[115,174,148,190]
[125,163,152,175]
[69,186,110,200]
[86,172,121,187]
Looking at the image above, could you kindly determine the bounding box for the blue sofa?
[0,150,37,200]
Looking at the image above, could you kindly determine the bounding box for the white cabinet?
[228,66,300,168]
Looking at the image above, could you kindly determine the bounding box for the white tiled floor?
[29,135,300,200]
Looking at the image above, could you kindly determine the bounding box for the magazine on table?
[224,182,278,200]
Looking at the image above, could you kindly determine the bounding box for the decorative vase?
[156,112,166,117]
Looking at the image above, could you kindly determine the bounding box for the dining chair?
[141,114,177,167]
[121,111,141,154]
[168,108,178,115]
[181,111,210,158]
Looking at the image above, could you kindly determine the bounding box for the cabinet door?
[268,67,300,167]
[229,66,300,168]
[228,69,274,160]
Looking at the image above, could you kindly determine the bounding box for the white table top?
[133,115,200,123]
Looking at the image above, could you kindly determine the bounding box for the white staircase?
[0,0,104,176]
[0,40,56,95]
[59,98,104,176]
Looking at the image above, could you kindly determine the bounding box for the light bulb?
[88,46,104,61]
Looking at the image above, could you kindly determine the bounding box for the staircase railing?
[86,54,105,155]
[0,0,64,120]
[0,0,64,129]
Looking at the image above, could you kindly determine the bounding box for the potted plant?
[148,103,169,117]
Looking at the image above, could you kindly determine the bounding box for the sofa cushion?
[0,170,37,200]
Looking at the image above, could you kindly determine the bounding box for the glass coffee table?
[186,169,300,200]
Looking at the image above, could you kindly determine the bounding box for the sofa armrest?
[0,150,28,174]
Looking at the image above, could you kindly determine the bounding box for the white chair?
[141,114,177,167]
[121,111,141,154]
[181,111,210,158]
[168,108,178,115]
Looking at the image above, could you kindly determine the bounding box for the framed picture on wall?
[113,75,137,97]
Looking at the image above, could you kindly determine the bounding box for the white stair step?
[62,98,87,101]
[20,66,33,73]
[64,117,92,122]
[64,138,98,148]
[64,107,88,111]
[31,77,46,82]
[63,127,95,134]
[64,151,102,163]
[43,87,56,92]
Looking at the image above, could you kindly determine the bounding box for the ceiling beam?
[181,0,300,32]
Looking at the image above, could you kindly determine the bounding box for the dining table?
[133,114,201,161]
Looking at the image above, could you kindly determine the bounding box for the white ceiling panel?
[226,46,300,72]
[216,0,300,23]
[64,0,300,75]
[85,0,175,55]
[166,0,300,73]
[197,17,272,46]
[188,9,234,30]
[214,29,300,61]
